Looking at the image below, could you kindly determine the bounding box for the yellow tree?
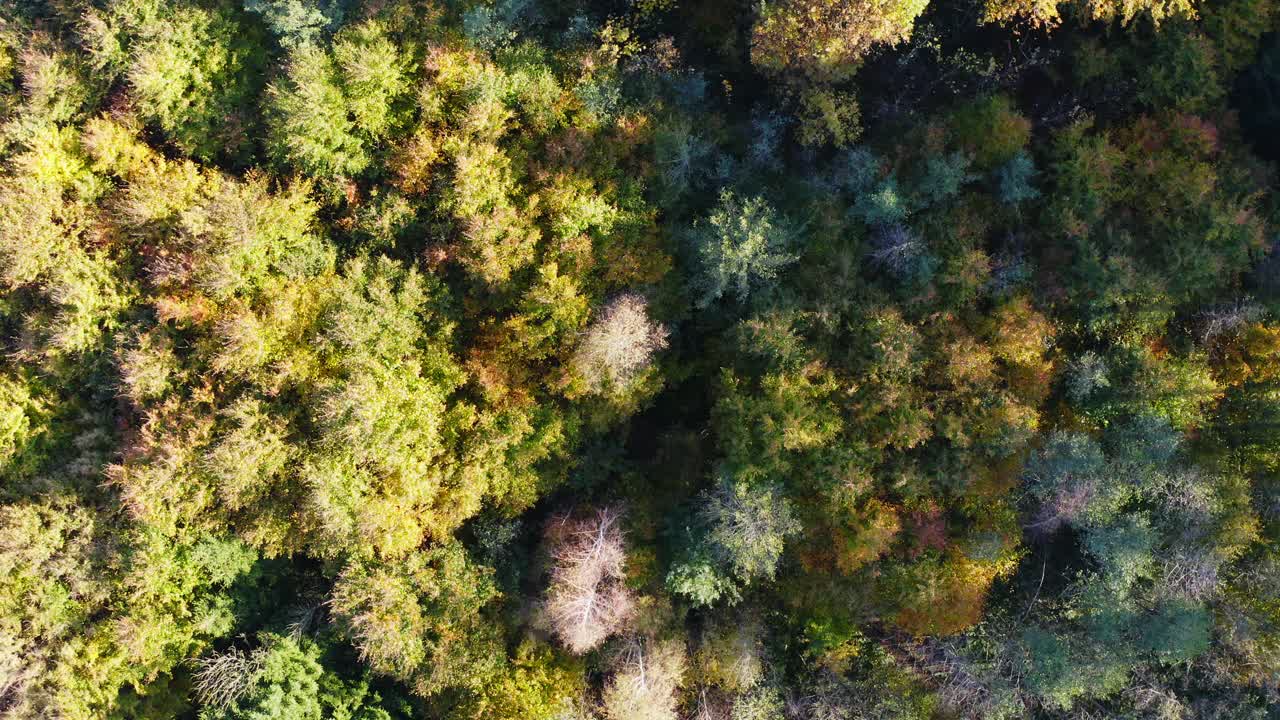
[751,0,930,82]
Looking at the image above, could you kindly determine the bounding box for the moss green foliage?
[689,191,800,307]
[97,0,268,163]
[1,0,1279,718]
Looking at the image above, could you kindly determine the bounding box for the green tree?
[266,21,409,178]
[690,192,800,307]
[245,0,346,48]
[701,478,801,583]
[195,633,395,720]
[330,543,502,697]
[111,0,266,162]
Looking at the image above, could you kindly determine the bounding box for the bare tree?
[601,637,687,720]
[1025,480,1097,536]
[690,687,733,720]
[1158,550,1222,602]
[868,222,935,283]
[791,671,855,720]
[572,293,669,394]
[1200,298,1261,343]
[697,615,766,692]
[898,636,1020,720]
[0,638,39,719]
[869,223,923,270]
[1123,668,1187,720]
[544,508,635,653]
[193,646,264,710]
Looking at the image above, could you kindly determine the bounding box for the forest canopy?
[2,0,1280,718]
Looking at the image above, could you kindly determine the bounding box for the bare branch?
[544,508,635,653]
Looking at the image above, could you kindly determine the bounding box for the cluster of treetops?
[3,0,1280,717]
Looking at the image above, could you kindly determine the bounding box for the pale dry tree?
[690,687,734,720]
[1124,668,1188,720]
[193,646,264,710]
[0,633,40,719]
[572,293,668,394]
[790,670,855,720]
[601,637,687,720]
[1200,298,1262,343]
[1025,480,1097,536]
[899,636,1014,720]
[869,223,923,269]
[696,615,766,692]
[544,508,635,654]
[1151,468,1217,520]
[1065,351,1110,403]
[286,593,328,640]
[1158,549,1223,602]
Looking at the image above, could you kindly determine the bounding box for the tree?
[267,43,367,176]
[266,22,409,178]
[996,151,1039,206]
[868,223,936,284]
[245,0,346,48]
[504,263,591,362]
[1023,431,1110,533]
[1135,27,1224,114]
[601,638,687,720]
[669,475,804,607]
[329,543,502,697]
[572,293,669,394]
[751,0,930,82]
[665,548,741,608]
[690,192,800,308]
[196,635,322,720]
[982,0,1196,27]
[1065,351,1110,402]
[302,256,468,557]
[693,617,766,692]
[543,509,636,654]
[852,176,910,227]
[1135,601,1211,664]
[916,152,975,206]
[147,173,331,301]
[947,96,1031,172]
[451,639,586,720]
[652,120,716,202]
[0,502,257,719]
[195,633,395,720]
[702,479,801,583]
[0,374,43,476]
[0,501,105,716]
[1017,627,1132,710]
[123,1,264,162]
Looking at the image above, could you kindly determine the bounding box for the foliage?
[701,478,801,583]
[265,21,409,178]
[245,0,346,48]
[82,0,268,162]
[689,192,801,307]
[751,0,930,82]
[0,2,1277,719]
